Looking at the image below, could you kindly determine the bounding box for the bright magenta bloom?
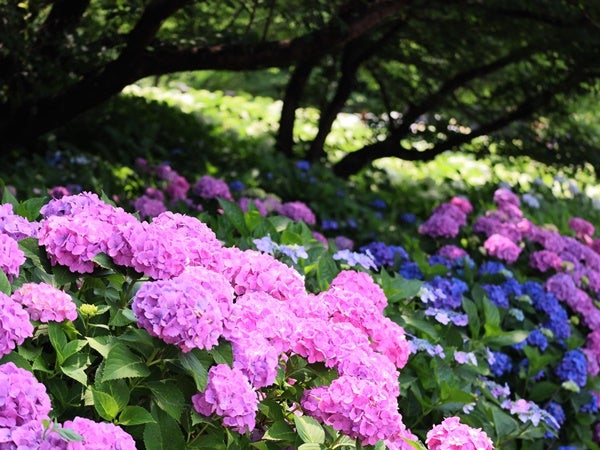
[12,283,77,323]
[426,416,494,450]
[483,233,521,264]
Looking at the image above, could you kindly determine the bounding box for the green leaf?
[91,388,121,421]
[483,330,528,347]
[100,343,150,382]
[178,349,209,391]
[401,437,428,450]
[86,336,114,358]
[294,415,325,444]
[147,380,185,422]
[0,181,18,207]
[60,353,89,386]
[62,339,88,360]
[47,322,67,364]
[492,407,519,438]
[0,270,10,295]
[462,297,480,339]
[93,252,119,270]
[55,427,84,442]
[118,406,156,426]
[298,444,324,450]
[52,264,79,286]
[316,254,339,291]
[482,297,500,328]
[218,198,248,234]
[143,406,186,450]
[15,197,46,221]
[209,340,233,366]
[262,420,296,442]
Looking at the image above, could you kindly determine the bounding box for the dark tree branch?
[2,0,408,147]
[39,0,90,39]
[333,70,587,177]
[275,61,317,158]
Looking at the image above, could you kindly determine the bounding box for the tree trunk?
[275,61,315,158]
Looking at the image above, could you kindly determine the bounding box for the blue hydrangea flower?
[359,242,408,268]
[527,329,549,351]
[482,283,509,308]
[400,213,416,224]
[555,350,588,388]
[399,261,423,280]
[581,392,599,413]
[295,160,310,171]
[478,261,510,276]
[321,219,339,230]
[371,198,387,209]
[423,276,469,310]
[489,351,513,377]
[428,255,452,269]
[228,180,245,192]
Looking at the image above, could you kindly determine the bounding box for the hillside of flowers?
[1,150,600,450]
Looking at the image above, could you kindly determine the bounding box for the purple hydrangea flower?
[132,266,234,352]
[62,416,136,449]
[488,351,513,377]
[0,293,33,357]
[192,175,233,200]
[0,203,39,240]
[12,283,77,323]
[278,201,316,225]
[0,362,51,427]
[133,194,167,219]
[192,364,258,433]
[0,233,25,281]
[333,249,377,270]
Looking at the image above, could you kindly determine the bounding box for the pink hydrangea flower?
[193,175,233,200]
[0,362,51,428]
[62,416,136,449]
[0,233,25,281]
[40,192,106,218]
[192,364,258,433]
[0,419,67,449]
[0,293,33,357]
[238,197,268,216]
[450,196,473,214]
[419,203,467,238]
[165,174,190,202]
[426,416,494,450]
[278,201,316,225]
[329,270,388,312]
[493,188,520,208]
[438,244,468,261]
[231,334,280,388]
[12,283,77,322]
[483,234,521,264]
[133,194,167,219]
[219,247,306,301]
[0,203,38,240]
[569,217,595,242]
[132,266,234,352]
[529,250,562,272]
[302,375,407,445]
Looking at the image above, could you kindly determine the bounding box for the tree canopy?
[1,0,599,176]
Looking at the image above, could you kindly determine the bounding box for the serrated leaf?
[52,264,79,286]
[16,197,46,221]
[56,427,84,442]
[62,339,88,360]
[100,343,150,382]
[86,336,114,358]
[92,252,119,270]
[316,255,339,291]
[0,270,10,295]
[147,381,185,421]
[60,353,89,386]
[144,406,185,450]
[298,444,324,450]
[47,322,67,364]
[1,182,19,207]
[178,349,209,391]
[118,406,156,426]
[262,420,296,441]
[294,415,325,444]
[218,198,248,234]
[91,388,121,421]
[209,340,233,365]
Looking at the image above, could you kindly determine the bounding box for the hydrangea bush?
[1,159,600,449]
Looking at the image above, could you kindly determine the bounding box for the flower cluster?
[418,197,472,238]
[426,417,493,450]
[0,292,33,356]
[12,282,77,323]
[192,364,258,433]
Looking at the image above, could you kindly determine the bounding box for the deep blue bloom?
[545,401,566,427]
[489,351,513,377]
[428,255,452,269]
[478,261,509,276]
[556,350,588,387]
[527,329,549,351]
[321,220,339,231]
[400,213,417,224]
[425,276,469,310]
[581,392,599,413]
[502,278,523,298]
[360,242,408,268]
[295,160,310,171]
[399,262,424,280]
[228,180,245,192]
[482,283,509,308]
[346,219,357,228]
[371,198,387,209]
